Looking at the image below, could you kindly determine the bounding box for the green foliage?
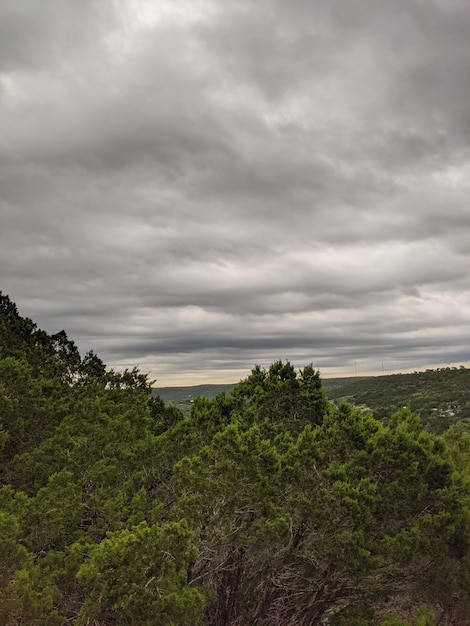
[2,295,470,625]
[231,360,329,431]
[23,470,82,553]
[0,496,62,624]
[76,520,204,625]
[377,605,436,626]
[328,366,470,433]
[0,554,63,626]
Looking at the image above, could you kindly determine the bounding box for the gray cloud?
[1,0,469,384]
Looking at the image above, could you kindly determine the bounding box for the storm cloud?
[1,0,469,384]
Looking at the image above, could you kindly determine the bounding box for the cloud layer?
[1,0,469,383]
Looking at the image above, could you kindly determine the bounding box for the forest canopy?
[1,292,470,625]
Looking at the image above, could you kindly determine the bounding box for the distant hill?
[152,383,236,404]
[322,376,368,394]
[153,377,364,404]
[327,366,470,433]
[154,368,470,433]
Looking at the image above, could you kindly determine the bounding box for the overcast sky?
[1,0,469,385]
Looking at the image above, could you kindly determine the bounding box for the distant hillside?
[322,376,368,394]
[153,377,367,411]
[153,383,236,404]
[328,366,470,433]
[154,368,470,433]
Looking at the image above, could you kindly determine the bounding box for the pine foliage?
[1,293,469,625]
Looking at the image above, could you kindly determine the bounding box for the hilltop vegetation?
[1,292,470,625]
[153,377,364,404]
[158,369,470,434]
